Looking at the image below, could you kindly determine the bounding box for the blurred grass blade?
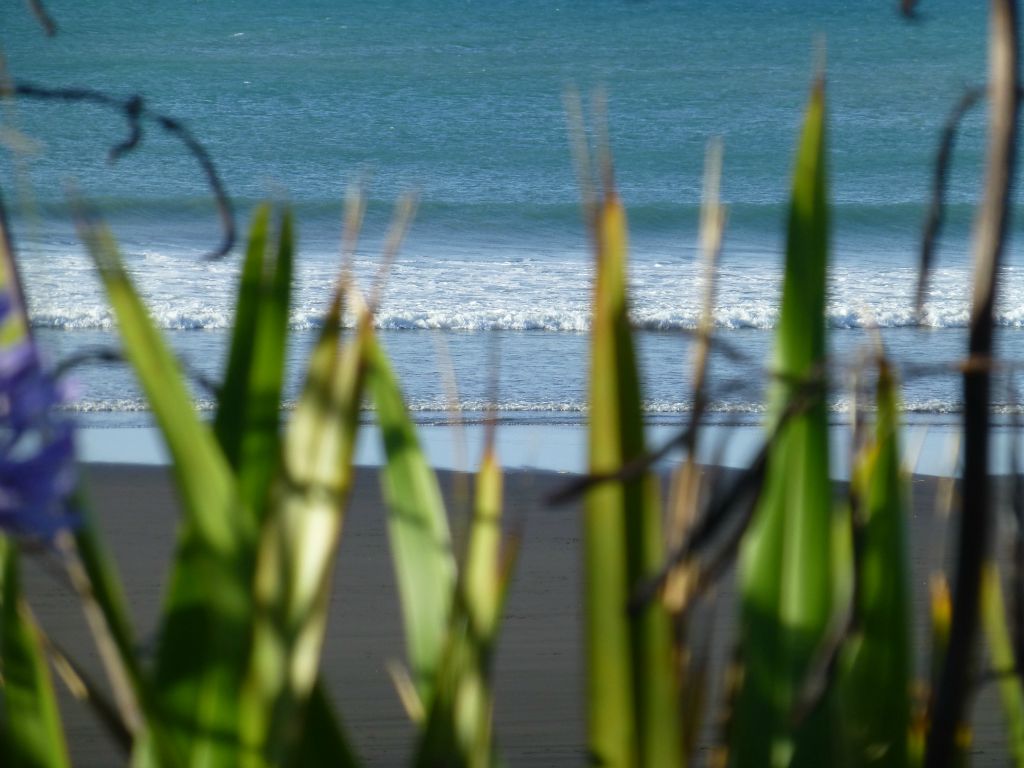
[981,561,1024,766]
[289,684,359,768]
[415,445,506,767]
[78,216,253,764]
[241,291,364,767]
[0,536,70,768]
[65,501,144,727]
[365,326,455,705]
[459,446,504,766]
[839,360,912,767]
[733,75,834,767]
[215,203,270,459]
[215,204,293,522]
[586,187,681,767]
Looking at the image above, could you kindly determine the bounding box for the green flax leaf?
[79,219,253,766]
[732,76,834,768]
[215,205,293,522]
[241,291,364,768]
[414,446,506,768]
[365,327,456,707]
[0,537,70,768]
[586,191,681,767]
[839,361,912,767]
[981,562,1024,766]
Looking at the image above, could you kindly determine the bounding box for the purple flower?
[0,338,79,539]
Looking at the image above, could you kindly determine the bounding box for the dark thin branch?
[40,634,134,754]
[1009,373,1024,677]
[56,345,221,398]
[627,419,767,614]
[926,1,1020,765]
[25,0,57,36]
[54,346,123,376]
[627,376,821,615]
[547,366,822,507]
[917,85,985,316]
[4,81,235,259]
[546,419,699,506]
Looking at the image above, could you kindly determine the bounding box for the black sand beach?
[19,464,1013,766]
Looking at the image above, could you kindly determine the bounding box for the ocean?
[0,0,1018,431]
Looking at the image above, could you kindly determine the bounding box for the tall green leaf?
[365,327,455,707]
[981,562,1024,766]
[839,361,912,767]
[0,536,70,768]
[79,220,253,765]
[732,76,834,768]
[240,292,365,768]
[415,446,507,768]
[215,205,293,522]
[585,191,681,767]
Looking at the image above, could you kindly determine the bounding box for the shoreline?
[76,420,981,479]
[19,462,1014,765]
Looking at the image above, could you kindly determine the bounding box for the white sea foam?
[61,396,1008,416]
[20,245,1020,332]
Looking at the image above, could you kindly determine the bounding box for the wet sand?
[18,464,1012,765]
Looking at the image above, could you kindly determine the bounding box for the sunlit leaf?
[241,290,364,767]
[0,536,70,768]
[586,189,681,767]
[838,361,912,768]
[365,327,456,706]
[732,76,836,768]
[79,219,253,765]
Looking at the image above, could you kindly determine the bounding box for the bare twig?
[665,137,726,613]
[4,81,235,259]
[917,86,985,316]
[55,345,221,397]
[1008,372,1024,675]
[547,366,822,506]
[25,0,58,36]
[926,1,1020,764]
[35,615,134,753]
[628,373,822,614]
[367,193,417,314]
[563,86,597,229]
[901,0,923,20]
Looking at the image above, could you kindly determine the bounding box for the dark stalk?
[25,0,58,36]
[925,1,1020,764]
[4,81,235,259]
[917,86,984,316]
[1010,374,1024,675]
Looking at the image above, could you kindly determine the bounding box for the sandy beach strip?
[18,463,1013,766]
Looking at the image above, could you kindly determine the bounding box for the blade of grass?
[838,360,912,767]
[288,684,359,768]
[732,74,835,767]
[414,442,507,768]
[586,186,682,767]
[240,289,365,767]
[365,325,455,706]
[0,536,70,768]
[58,521,143,740]
[77,215,253,765]
[214,203,270,461]
[214,204,293,522]
[980,561,1024,766]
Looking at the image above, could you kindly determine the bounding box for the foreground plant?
[0,197,513,768]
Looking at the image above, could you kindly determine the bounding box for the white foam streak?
[20,247,1020,332]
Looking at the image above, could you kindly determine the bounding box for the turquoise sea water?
[0,1,1019,426]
